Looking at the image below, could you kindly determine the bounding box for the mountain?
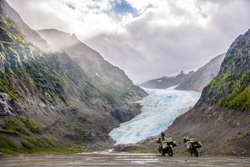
[37,29,147,122]
[141,54,225,92]
[176,53,225,92]
[0,0,146,154]
[0,0,51,52]
[139,71,194,89]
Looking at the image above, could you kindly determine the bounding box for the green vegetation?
[220,85,250,111]
[78,116,87,122]
[205,69,250,111]
[23,59,67,104]
[0,72,22,101]
[0,134,86,155]
[70,106,78,115]
[237,132,248,139]
[20,116,40,133]
[90,81,130,105]
[1,117,29,135]
[0,134,18,154]
[0,14,69,105]
[175,152,190,156]
[21,141,33,149]
[226,132,249,142]
[73,128,91,144]
[202,34,250,111]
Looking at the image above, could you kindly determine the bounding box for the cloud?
[6,0,250,83]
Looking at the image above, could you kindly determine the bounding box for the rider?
[161,132,167,149]
[161,132,166,140]
[183,137,191,151]
[157,132,167,152]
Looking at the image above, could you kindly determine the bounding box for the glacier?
[109,88,200,144]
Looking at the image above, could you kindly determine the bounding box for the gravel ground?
[1,152,250,167]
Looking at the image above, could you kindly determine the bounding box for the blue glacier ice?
[109,87,201,144]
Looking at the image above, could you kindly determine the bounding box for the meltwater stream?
[109,88,200,144]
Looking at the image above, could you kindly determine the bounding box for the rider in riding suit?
[157,132,167,152]
[183,137,191,151]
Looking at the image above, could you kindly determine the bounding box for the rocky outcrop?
[0,93,14,116]
[111,103,142,123]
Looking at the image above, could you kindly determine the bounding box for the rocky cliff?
[176,53,225,92]
[0,0,146,154]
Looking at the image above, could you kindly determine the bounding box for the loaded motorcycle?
[183,137,202,157]
[156,137,177,156]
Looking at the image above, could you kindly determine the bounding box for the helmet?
[161,132,165,138]
[183,137,189,143]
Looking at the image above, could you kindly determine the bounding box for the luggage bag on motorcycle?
[166,138,177,147]
[190,138,202,148]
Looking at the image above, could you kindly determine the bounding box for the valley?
[0,0,250,165]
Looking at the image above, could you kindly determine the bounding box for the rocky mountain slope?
[37,29,147,122]
[0,0,146,154]
[140,71,194,89]
[126,29,250,157]
[176,53,225,92]
[0,0,51,52]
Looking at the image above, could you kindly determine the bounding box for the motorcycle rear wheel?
[168,148,173,156]
[194,149,198,157]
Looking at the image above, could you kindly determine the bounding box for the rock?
[0,93,15,116]
[111,103,142,123]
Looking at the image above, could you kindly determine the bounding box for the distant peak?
[70,33,79,40]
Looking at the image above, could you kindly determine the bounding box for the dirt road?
[1,152,250,167]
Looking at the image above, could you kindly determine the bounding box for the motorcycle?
[184,137,202,157]
[156,138,177,156]
[187,143,199,157]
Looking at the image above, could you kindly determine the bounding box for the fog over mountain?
[6,0,250,83]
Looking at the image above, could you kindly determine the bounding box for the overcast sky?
[7,0,250,83]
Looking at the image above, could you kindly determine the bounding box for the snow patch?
[167,85,179,90]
